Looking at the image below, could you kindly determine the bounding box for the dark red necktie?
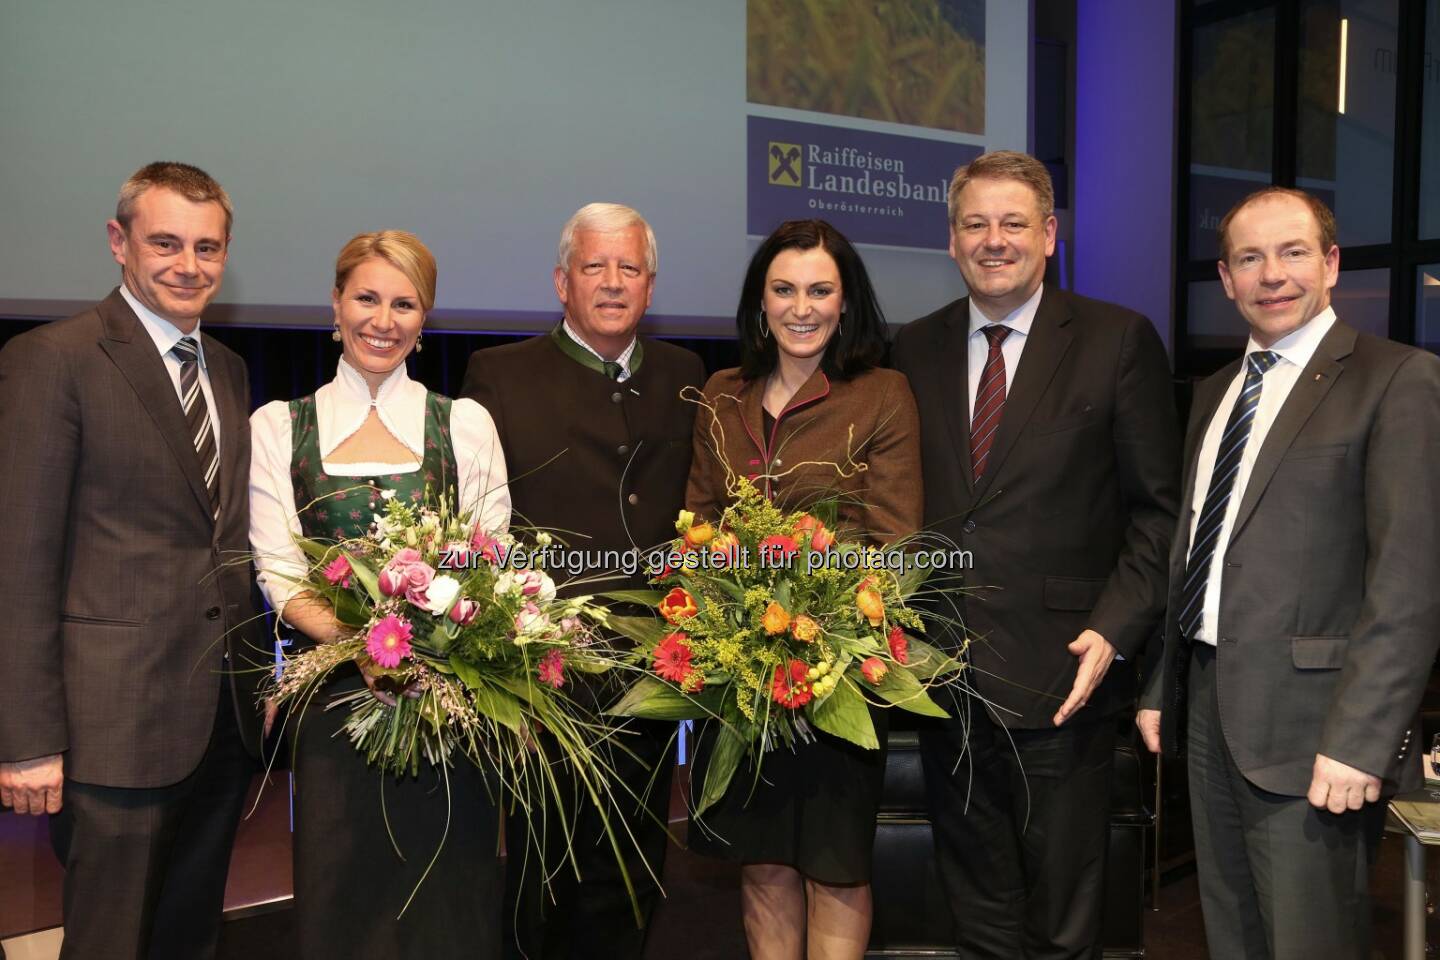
[970,325,1011,482]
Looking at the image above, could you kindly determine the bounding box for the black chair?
[867,718,1153,958]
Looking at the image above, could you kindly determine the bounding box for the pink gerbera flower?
[366,614,414,669]
[538,649,566,689]
[323,555,353,588]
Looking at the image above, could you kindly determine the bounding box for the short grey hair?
[556,202,658,274]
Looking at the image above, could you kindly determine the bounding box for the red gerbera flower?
[654,632,694,684]
[887,626,909,665]
[771,659,813,710]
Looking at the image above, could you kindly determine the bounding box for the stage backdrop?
[0,0,1029,334]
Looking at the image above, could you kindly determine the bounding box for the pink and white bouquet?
[268,488,618,789]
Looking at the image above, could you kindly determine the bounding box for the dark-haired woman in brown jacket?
[685,220,922,960]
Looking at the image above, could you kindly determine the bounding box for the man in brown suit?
[0,162,262,960]
[462,202,704,960]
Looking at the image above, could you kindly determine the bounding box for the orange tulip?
[790,614,820,643]
[684,521,715,547]
[856,581,885,628]
[658,587,699,623]
[861,656,888,684]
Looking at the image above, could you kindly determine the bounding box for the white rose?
[424,575,462,616]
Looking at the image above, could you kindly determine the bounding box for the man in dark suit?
[461,202,704,960]
[0,162,262,960]
[892,151,1180,959]
[1138,187,1440,959]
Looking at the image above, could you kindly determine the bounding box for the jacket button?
[962,520,977,534]
[617,444,630,456]
[627,493,639,506]
[206,606,221,621]
[611,392,624,403]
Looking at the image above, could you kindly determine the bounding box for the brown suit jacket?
[686,366,923,545]
[0,289,263,787]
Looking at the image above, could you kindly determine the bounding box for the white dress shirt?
[563,318,637,382]
[1185,306,1337,644]
[122,284,221,452]
[966,283,1045,419]
[249,358,511,612]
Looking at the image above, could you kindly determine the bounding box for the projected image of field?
[747,0,985,133]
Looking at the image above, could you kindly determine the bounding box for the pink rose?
[403,562,436,607]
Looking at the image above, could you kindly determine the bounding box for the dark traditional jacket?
[686,365,923,546]
[460,332,705,593]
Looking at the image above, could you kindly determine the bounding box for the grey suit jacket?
[1143,320,1440,795]
[0,289,262,788]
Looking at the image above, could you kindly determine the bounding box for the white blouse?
[250,358,511,614]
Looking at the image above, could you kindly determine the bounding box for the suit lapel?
[96,290,214,521]
[205,341,245,520]
[974,286,1072,498]
[1228,322,1354,540]
[938,301,974,497]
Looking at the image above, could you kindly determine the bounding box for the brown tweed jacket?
[0,289,263,787]
[686,365,923,545]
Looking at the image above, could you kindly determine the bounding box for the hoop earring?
[759,311,769,341]
[331,325,342,342]
[414,333,423,354]
[837,319,843,337]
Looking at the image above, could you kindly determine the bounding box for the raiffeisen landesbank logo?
[764,139,946,203]
[768,141,803,187]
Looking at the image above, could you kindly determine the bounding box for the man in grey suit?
[1138,187,1440,959]
[0,162,261,959]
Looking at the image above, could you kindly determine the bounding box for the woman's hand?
[358,660,420,706]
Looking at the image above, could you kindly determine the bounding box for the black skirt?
[291,676,504,960]
[686,709,889,885]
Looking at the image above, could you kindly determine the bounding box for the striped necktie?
[172,336,221,520]
[970,324,1012,482]
[1176,350,1280,639]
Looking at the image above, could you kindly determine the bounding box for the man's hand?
[1136,709,1162,754]
[0,754,64,815]
[1054,629,1117,726]
[1307,754,1381,814]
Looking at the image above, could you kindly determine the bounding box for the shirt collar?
[314,357,427,460]
[1245,305,1336,370]
[121,283,207,367]
[968,282,1044,339]
[562,318,637,376]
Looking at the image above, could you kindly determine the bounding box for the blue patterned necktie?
[1176,350,1280,639]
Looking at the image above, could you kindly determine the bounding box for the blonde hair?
[947,150,1056,226]
[333,230,437,312]
[556,202,657,274]
[116,161,233,236]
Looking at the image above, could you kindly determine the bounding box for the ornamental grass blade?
[599,589,666,607]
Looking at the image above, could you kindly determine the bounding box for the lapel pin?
[1314,373,1323,381]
